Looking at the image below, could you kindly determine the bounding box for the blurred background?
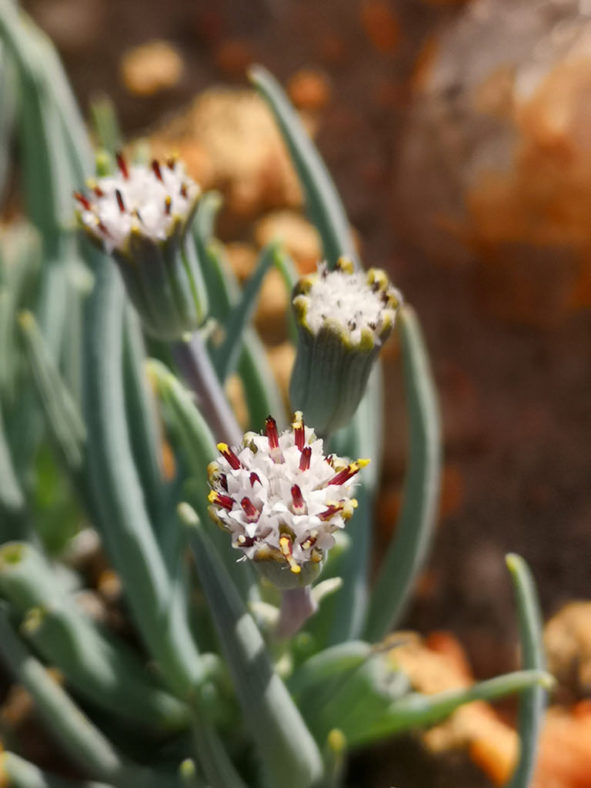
[10,0,591,785]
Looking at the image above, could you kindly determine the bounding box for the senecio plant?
[0,4,550,788]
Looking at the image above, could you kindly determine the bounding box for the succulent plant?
[0,3,549,787]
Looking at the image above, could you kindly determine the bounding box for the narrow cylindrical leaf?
[18,311,86,473]
[0,751,109,788]
[180,504,324,788]
[249,65,357,269]
[506,554,547,788]
[212,242,278,383]
[364,306,441,641]
[0,542,190,732]
[83,261,203,699]
[0,606,176,787]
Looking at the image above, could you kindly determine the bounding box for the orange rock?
[532,704,591,788]
[120,41,183,97]
[361,0,401,54]
[226,242,258,282]
[266,342,295,404]
[151,89,303,219]
[225,374,249,430]
[288,69,331,111]
[214,39,254,78]
[254,210,322,273]
[438,463,464,520]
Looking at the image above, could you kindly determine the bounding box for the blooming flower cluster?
[75,154,200,255]
[208,413,368,588]
[74,155,207,340]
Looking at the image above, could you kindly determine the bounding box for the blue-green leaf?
[364,306,441,642]
[506,554,547,788]
[180,503,324,788]
[250,66,358,269]
[212,242,278,383]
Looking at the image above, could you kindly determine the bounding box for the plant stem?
[173,331,242,446]
[277,586,318,639]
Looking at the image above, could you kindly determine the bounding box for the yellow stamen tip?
[217,442,229,453]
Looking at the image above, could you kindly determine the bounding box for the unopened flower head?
[290,258,403,436]
[208,412,368,589]
[74,154,207,339]
[292,258,402,350]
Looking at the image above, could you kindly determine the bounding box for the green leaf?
[506,554,547,788]
[122,306,167,541]
[0,541,190,732]
[18,311,86,474]
[0,750,110,788]
[84,265,242,787]
[0,404,25,539]
[364,306,441,642]
[148,358,256,601]
[83,262,202,695]
[314,656,552,749]
[271,247,298,344]
[212,243,278,383]
[180,503,324,788]
[192,198,285,428]
[0,605,177,787]
[89,94,121,159]
[250,66,358,269]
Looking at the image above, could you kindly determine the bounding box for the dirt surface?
[15,0,591,785]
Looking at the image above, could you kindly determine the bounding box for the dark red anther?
[115,152,129,179]
[115,189,126,213]
[294,419,305,450]
[73,191,92,211]
[93,185,105,197]
[291,484,305,513]
[218,443,241,470]
[213,492,234,511]
[328,464,362,486]
[180,182,188,198]
[151,159,163,182]
[240,497,259,521]
[97,220,111,237]
[249,472,261,487]
[299,446,311,472]
[265,416,279,450]
[164,196,172,216]
[219,473,228,491]
[318,503,342,521]
[166,156,176,170]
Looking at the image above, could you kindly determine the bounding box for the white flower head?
[290,258,403,436]
[74,154,207,340]
[208,412,368,588]
[75,154,200,256]
[293,257,402,350]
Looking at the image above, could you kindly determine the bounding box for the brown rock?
[120,41,183,97]
[255,210,322,273]
[151,89,303,219]
[288,69,332,111]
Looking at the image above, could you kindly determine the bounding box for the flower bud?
[75,155,207,339]
[207,413,367,590]
[289,258,402,436]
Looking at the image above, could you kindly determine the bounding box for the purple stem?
[276,586,318,639]
[173,331,242,446]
